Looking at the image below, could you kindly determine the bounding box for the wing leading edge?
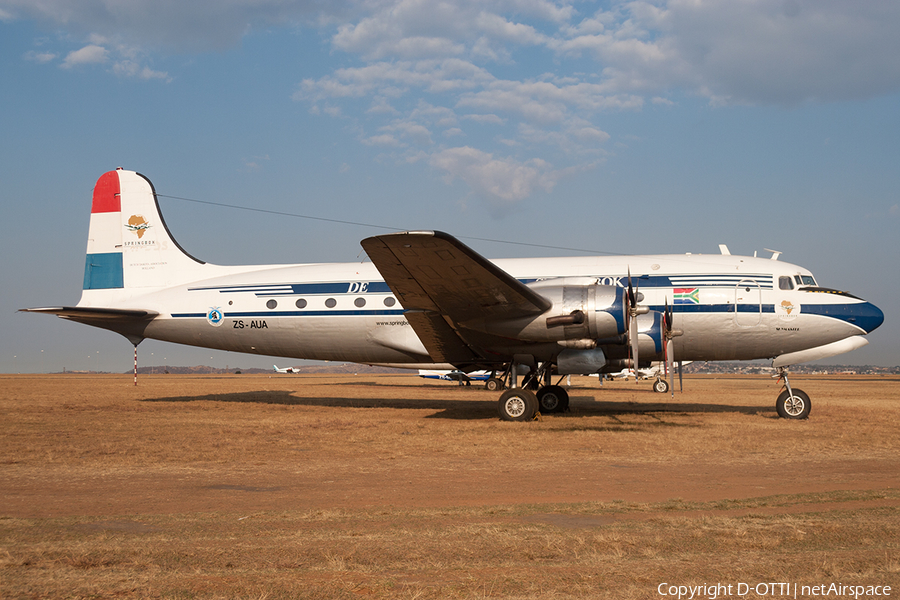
[361,231,551,365]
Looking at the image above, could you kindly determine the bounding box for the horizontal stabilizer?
[20,307,158,320]
[21,306,159,346]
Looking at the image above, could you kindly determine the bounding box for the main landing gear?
[775,367,811,419]
[496,363,569,421]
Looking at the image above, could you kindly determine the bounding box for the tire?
[485,377,503,392]
[776,389,811,419]
[653,378,669,394]
[498,388,538,421]
[537,385,569,413]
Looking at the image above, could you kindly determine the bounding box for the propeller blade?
[626,267,635,308]
[664,297,675,396]
[666,338,674,397]
[631,316,639,379]
[666,302,673,335]
[626,266,636,377]
[678,360,683,392]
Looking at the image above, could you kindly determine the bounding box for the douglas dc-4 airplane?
[23,169,884,421]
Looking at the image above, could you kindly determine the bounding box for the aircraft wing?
[361,231,551,364]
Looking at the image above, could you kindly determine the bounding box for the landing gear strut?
[775,367,811,419]
[496,361,569,420]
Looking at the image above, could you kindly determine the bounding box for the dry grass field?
[1,372,898,599]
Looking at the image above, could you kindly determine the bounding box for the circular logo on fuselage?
[207,307,225,327]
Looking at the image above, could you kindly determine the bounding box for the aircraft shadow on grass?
[140,390,772,421]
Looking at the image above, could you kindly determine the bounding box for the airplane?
[418,369,492,386]
[273,365,301,374]
[607,366,660,381]
[22,169,884,422]
[605,360,694,389]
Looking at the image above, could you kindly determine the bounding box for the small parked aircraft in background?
[418,369,492,387]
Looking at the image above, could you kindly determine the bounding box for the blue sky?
[1,0,898,373]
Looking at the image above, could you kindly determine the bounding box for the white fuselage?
[85,252,877,366]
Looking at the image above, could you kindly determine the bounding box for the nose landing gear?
[775,367,811,419]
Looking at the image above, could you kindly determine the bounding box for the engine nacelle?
[557,348,607,374]
[635,310,665,361]
[461,281,627,342]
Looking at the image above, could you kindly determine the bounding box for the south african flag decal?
[674,288,700,304]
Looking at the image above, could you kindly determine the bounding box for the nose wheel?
[775,367,811,419]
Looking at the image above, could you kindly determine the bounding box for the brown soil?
[2,373,898,517]
[1,373,898,598]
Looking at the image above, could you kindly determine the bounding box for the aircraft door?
[734,279,761,327]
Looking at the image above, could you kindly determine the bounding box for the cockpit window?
[778,276,794,290]
[800,275,816,286]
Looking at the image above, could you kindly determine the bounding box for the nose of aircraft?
[853,301,885,334]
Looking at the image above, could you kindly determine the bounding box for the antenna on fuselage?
[764,248,782,260]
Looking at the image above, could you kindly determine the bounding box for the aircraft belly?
[144,315,427,363]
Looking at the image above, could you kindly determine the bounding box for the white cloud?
[9,0,900,105]
[2,0,346,51]
[112,59,171,82]
[556,0,900,105]
[362,133,403,147]
[382,120,434,145]
[23,50,56,63]
[462,113,505,125]
[429,146,559,205]
[61,44,108,68]
[11,0,900,205]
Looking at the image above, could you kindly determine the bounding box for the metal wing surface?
[361,231,551,364]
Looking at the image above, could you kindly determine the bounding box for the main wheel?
[776,389,811,419]
[537,385,569,413]
[653,378,669,394]
[498,388,538,421]
[485,377,504,392]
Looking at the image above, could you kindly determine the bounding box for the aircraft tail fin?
[81,169,207,300]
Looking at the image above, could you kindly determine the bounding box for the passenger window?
[779,276,794,290]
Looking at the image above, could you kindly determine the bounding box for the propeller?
[662,297,684,396]
[626,268,648,378]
